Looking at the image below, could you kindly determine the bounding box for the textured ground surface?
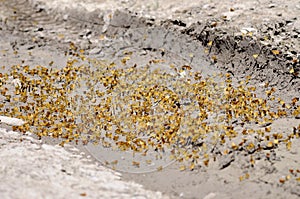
[1,0,300,199]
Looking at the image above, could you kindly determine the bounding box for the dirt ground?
[1,0,300,198]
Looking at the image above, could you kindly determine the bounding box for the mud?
[1,0,300,199]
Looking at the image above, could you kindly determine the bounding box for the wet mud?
[1,0,300,198]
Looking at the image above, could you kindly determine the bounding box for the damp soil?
[1,0,300,199]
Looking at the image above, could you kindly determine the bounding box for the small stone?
[203,192,217,199]
[0,116,25,126]
[63,14,68,21]
[241,27,257,34]
[268,4,276,8]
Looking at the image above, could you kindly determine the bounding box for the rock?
[0,116,26,126]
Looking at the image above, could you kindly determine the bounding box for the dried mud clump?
[1,45,299,172]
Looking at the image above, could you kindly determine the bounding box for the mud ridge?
[179,19,300,92]
[3,1,299,94]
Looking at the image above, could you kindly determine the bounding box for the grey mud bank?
[0,0,300,199]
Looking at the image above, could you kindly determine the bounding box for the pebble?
[268,4,277,8]
[63,14,68,21]
[0,115,25,126]
[203,192,217,199]
[240,27,257,34]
